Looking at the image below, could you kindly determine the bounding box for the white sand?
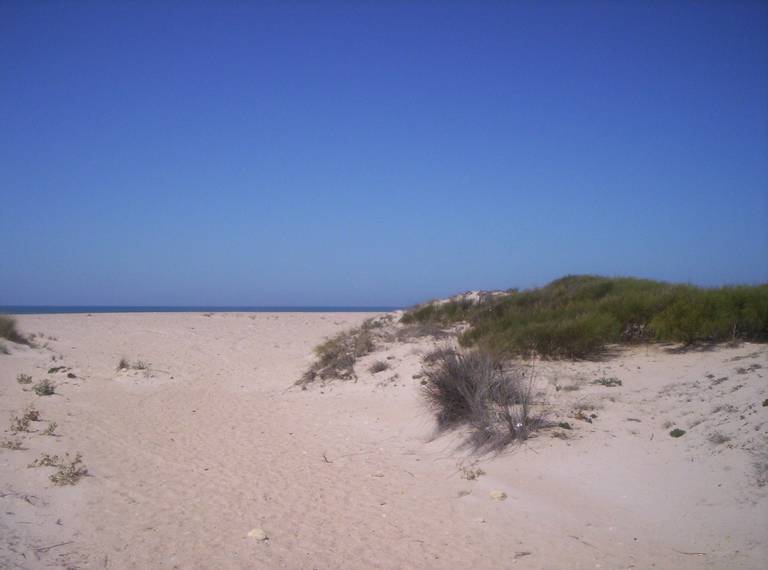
[1,312,766,569]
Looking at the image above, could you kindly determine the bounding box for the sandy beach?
[1,312,766,569]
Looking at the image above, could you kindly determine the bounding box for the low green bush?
[402,275,768,359]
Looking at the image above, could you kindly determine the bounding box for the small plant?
[47,366,66,374]
[10,415,31,433]
[0,344,9,355]
[23,405,41,422]
[49,453,88,486]
[0,438,23,450]
[17,373,32,384]
[33,379,55,396]
[670,428,686,438]
[117,358,150,371]
[558,421,572,430]
[593,377,622,387]
[28,453,61,468]
[460,467,486,480]
[368,360,390,374]
[754,448,768,487]
[42,422,57,436]
[708,432,731,445]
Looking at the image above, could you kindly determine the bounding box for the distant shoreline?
[0,306,399,315]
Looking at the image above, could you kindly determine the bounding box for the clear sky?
[1,1,766,307]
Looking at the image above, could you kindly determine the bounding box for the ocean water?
[0,306,400,315]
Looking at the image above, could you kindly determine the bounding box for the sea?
[0,306,400,315]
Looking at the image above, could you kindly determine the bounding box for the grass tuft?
[0,315,28,345]
[33,379,55,396]
[17,373,32,384]
[421,347,546,451]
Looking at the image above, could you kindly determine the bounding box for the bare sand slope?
[1,313,766,569]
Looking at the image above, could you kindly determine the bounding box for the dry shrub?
[10,415,31,434]
[421,347,546,452]
[28,453,61,468]
[368,360,390,374]
[298,327,375,384]
[0,315,28,345]
[33,379,55,396]
[23,405,41,422]
[0,438,23,450]
[49,453,88,486]
[395,322,451,342]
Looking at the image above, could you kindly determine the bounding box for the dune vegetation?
[401,275,768,358]
[0,315,27,345]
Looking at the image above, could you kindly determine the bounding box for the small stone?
[247,528,268,541]
[490,490,507,501]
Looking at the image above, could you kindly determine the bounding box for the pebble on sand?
[247,528,269,541]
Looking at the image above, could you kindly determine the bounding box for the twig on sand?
[0,490,39,505]
[671,548,707,557]
[568,535,596,549]
[322,452,333,464]
[34,541,74,553]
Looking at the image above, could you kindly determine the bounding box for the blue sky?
[1,1,766,306]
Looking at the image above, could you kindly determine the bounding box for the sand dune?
[1,312,766,569]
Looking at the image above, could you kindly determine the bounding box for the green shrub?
[401,275,768,359]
